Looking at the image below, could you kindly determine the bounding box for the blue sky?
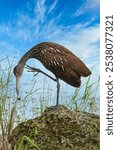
[0,0,100,58]
[0,0,100,107]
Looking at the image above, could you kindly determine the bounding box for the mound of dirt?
[10,105,99,150]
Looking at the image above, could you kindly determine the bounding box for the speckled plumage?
[13,42,91,105]
[18,42,91,87]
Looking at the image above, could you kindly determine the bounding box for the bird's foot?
[25,64,57,82]
[25,65,41,76]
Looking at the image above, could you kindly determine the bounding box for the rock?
[10,105,100,150]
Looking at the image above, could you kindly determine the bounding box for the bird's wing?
[39,43,91,77]
[68,54,91,77]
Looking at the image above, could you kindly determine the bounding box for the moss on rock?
[10,105,99,150]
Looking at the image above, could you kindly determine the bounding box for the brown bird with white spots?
[13,42,91,105]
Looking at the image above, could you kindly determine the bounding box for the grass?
[69,75,100,113]
[0,57,100,150]
[16,136,40,150]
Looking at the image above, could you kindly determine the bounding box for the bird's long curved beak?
[16,76,20,98]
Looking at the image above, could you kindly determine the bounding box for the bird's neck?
[18,48,39,67]
[18,52,29,67]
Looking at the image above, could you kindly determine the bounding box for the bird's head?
[13,64,24,97]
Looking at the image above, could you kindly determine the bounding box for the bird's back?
[32,42,91,87]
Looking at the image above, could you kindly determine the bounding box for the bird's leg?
[56,77,60,106]
[25,65,60,106]
[25,65,57,82]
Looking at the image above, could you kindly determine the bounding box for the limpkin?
[13,42,91,105]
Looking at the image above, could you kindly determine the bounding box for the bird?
[13,42,91,105]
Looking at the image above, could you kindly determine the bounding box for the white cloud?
[57,24,100,60]
[0,0,60,42]
[0,0,99,44]
[74,0,100,17]
[48,0,58,13]
[16,28,32,41]
[34,0,46,23]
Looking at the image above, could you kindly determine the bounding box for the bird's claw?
[25,64,41,75]
[25,64,56,82]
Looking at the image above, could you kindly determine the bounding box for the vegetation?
[10,105,99,150]
[0,57,99,150]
